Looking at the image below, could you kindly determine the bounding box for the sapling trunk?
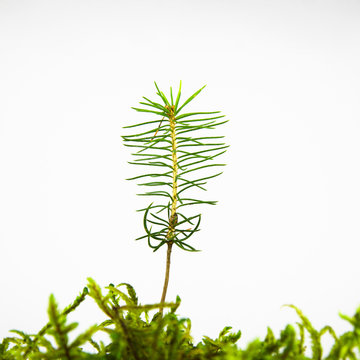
[159,242,173,315]
[160,104,177,314]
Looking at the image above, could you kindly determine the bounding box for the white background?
[1,0,360,354]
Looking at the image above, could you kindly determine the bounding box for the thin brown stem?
[159,241,173,315]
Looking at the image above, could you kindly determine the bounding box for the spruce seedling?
[122,81,229,313]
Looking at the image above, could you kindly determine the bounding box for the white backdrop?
[1,0,360,353]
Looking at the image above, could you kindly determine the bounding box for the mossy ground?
[1,278,359,360]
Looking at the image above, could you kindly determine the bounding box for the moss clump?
[1,278,360,360]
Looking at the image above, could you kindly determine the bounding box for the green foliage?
[2,81,360,359]
[1,280,360,359]
[122,81,229,252]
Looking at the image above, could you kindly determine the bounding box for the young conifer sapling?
[122,82,228,314]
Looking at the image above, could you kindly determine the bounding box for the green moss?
[1,279,360,359]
